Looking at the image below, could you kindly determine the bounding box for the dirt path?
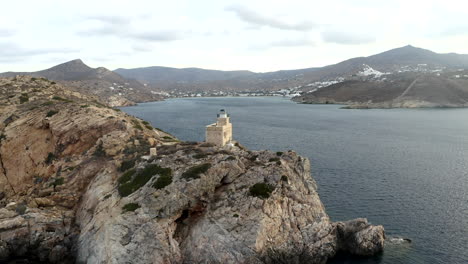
[395,77,419,100]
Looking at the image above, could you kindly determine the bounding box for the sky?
[1,0,468,72]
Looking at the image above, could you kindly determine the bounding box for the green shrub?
[93,143,106,157]
[281,175,288,182]
[144,123,153,130]
[182,163,211,180]
[15,204,27,215]
[51,81,56,85]
[249,183,275,199]
[118,164,171,197]
[45,152,56,164]
[0,134,5,141]
[52,96,73,103]
[225,156,236,161]
[193,153,208,159]
[80,105,89,108]
[269,157,280,162]
[42,101,54,106]
[46,110,59,117]
[113,108,122,112]
[122,203,140,213]
[19,93,29,104]
[50,177,64,189]
[249,155,258,161]
[276,151,283,156]
[233,213,239,218]
[153,173,173,189]
[119,169,136,184]
[131,119,143,130]
[31,77,37,81]
[120,159,136,172]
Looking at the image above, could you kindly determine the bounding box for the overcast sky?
[1,0,468,72]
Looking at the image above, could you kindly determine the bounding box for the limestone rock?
[335,218,385,256]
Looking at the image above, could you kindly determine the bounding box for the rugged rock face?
[0,76,384,263]
[0,76,172,262]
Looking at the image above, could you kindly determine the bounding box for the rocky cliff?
[0,76,384,263]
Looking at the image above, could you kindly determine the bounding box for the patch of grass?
[119,159,136,172]
[46,110,59,117]
[50,177,64,189]
[225,156,236,161]
[80,105,89,108]
[199,142,215,147]
[193,153,208,159]
[41,101,54,106]
[52,96,73,103]
[269,157,280,163]
[249,183,275,199]
[154,127,167,133]
[131,119,143,130]
[118,164,172,197]
[182,163,211,180]
[153,173,173,190]
[15,204,27,215]
[141,121,153,130]
[19,93,29,104]
[118,169,136,184]
[276,151,283,156]
[113,108,122,112]
[249,155,258,161]
[122,203,140,213]
[93,143,106,157]
[45,152,56,164]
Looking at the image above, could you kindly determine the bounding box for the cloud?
[0,28,14,37]
[321,31,376,45]
[269,38,316,47]
[77,15,185,43]
[226,5,317,31]
[130,31,184,42]
[0,42,78,61]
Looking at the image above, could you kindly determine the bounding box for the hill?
[0,60,164,106]
[114,45,468,100]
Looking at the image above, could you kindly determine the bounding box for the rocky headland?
[0,76,384,263]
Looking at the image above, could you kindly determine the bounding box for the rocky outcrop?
[0,76,384,263]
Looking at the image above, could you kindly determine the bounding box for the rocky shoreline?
[0,76,384,263]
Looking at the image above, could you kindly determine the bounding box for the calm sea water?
[122,97,468,264]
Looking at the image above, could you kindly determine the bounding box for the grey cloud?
[0,28,14,37]
[131,31,183,42]
[321,31,375,45]
[77,16,185,43]
[86,15,131,25]
[226,5,317,31]
[0,42,78,60]
[269,38,315,47]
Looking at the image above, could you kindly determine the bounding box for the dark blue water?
[122,97,468,264]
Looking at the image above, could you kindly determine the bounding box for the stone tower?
[206,109,232,147]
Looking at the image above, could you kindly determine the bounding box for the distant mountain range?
[0,59,164,106]
[2,45,468,107]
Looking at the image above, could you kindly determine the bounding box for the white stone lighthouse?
[205,109,232,147]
